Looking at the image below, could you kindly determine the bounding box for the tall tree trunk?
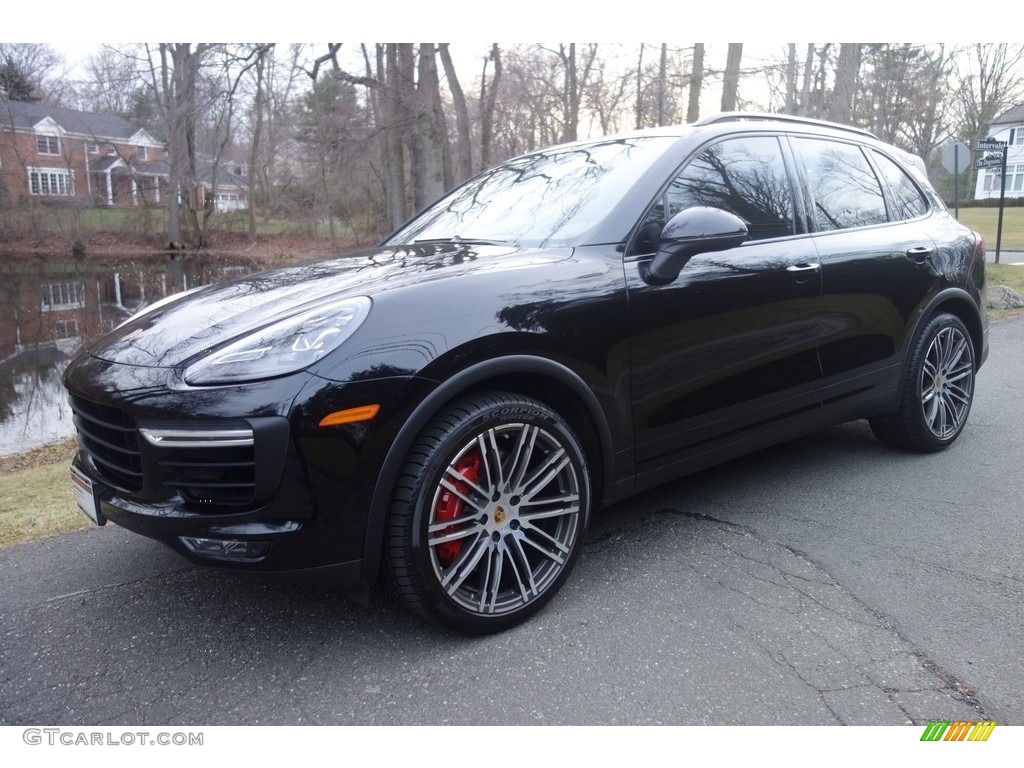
[657,43,668,126]
[635,43,645,129]
[720,43,743,112]
[413,44,445,208]
[811,44,831,118]
[439,43,472,183]
[561,43,579,143]
[687,43,704,123]
[247,45,270,243]
[480,44,502,169]
[785,43,797,113]
[799,43,815,116]
[828,43,862,124]
[394,44,416,222]
[153,43,202,278]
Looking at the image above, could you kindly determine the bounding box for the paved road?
[2,319,1022,726]
[988,249,1024,264]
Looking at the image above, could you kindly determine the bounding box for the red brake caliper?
[434,451,482,566]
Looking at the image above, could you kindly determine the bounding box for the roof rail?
[693,112,877,140]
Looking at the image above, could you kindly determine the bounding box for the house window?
[36,134,60,155]
[1011,165,1024,192]
[1015,128,1024,146]
[28,168,75,196]
[984,170,1005,192]
[54,319,79,339]
[983,166,1024,193]
[41,282,85,311]
[137,145,147,161]
[87,142,99,154]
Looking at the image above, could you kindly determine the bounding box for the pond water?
[0,255,258,456]
[0,344,76,456]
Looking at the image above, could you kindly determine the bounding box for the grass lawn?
[0,439,88,548]
[954,207,1024,251]
[0,206,354,241]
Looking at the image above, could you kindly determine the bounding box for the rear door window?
[793,138,887,231]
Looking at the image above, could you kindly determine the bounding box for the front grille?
[139,425,257,507]
[158,445,256,506]
[69,395,144,491]
[68,402,277,510]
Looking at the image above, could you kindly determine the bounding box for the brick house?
[0,99,168,206]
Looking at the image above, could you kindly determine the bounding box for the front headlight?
[184,297,371,385]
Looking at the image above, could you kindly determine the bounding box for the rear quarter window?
[871,149,930,220]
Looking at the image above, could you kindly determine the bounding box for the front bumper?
[64,352,432,587]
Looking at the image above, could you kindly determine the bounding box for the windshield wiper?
[413,236,511,246]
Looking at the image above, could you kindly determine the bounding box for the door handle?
[906,246,934,263]
[786,262,820,284]
[785,263,821,272]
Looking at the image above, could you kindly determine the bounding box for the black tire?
[386,392,590,634]
[870,312,976,452]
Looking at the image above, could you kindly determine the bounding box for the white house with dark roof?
[974,104,1024,200]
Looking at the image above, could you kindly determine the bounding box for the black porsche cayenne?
[64,113,989,633]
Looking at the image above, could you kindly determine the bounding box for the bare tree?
[586,54,632,135]
[413,44,447,205]
[828,43,862,124]
[258,44,305,217]
[955,43,1024,142]
[856,44,955,156]
[0,44,65,104]
[953,44,1024,195]
[439,44,472,182]
[78,46,147,117]
[720,44,743,112]
[687,43,704,123]
[247,44,273,242]
[635,44,645,129]
[479,44,502,169]
[143,44,203,252]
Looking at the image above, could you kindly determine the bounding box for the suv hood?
[88,242,569,368]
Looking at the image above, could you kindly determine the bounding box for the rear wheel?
[387,393,590,633]
[870,312,975,452]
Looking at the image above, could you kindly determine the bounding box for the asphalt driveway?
[2,317,1022,726]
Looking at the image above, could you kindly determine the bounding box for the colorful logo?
[920,720,996,742]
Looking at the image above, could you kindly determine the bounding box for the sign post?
[975,139,1008,264]
[942,141,970,218]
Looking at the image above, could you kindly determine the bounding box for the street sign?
[976,155,1004,170]
[977,139,1008,150]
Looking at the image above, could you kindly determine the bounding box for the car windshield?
[385,136,675,248]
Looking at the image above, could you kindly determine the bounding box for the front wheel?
[870,312,976,452]
[387,393,590,633]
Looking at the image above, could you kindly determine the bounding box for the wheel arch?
[906,288,985,375]
[360,355,618,585]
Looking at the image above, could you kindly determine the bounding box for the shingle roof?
[0,99,150,142]
[989,104,1024,127]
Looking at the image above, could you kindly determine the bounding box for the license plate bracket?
[70,465,107,526]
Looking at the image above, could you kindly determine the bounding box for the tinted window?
[871,150,929,220]
[794,138,887,231]
[656,136,796,243]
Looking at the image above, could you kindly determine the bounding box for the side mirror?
[642,207,749,285]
